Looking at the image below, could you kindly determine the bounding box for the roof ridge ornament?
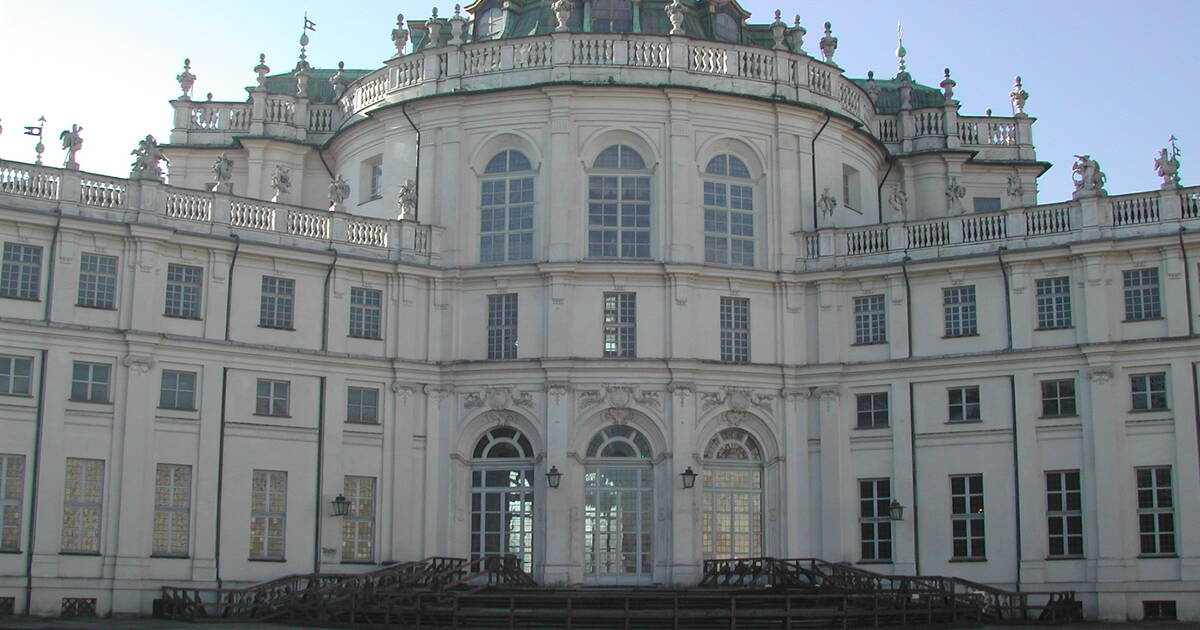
[176,59,196,101]
[771,10,787,50]
[790,14,806,53]
[940,67,956,101]
[1010,75,1029,117]
[894,21,911,81]
[819,21,837,64]
[666,0,687,36]
[330,61,349,99]
[392,14,410,56]
[448,5,467,46]
[253,54,270,89]
[427,8,444,47]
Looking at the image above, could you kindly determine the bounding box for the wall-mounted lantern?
[330,494,350,517]
[546,466,563,489]
[680,467,698,489]
[889,500,905,521]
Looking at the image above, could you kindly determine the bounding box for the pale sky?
[1,1,1196,203]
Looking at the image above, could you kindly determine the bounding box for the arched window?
[714,13,740,43]
[480,149,534,263]
[475,7,505,40]
[703,154,755,267]
[588,145,651,259]
[591,0,633,33]
[701,427,764,559]
[470,426,535,570]
[583,424,654,582]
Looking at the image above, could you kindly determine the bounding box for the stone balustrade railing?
[803,187,1200,269]
[0,159,436,263]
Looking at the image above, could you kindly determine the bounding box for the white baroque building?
[0,1,1197,622]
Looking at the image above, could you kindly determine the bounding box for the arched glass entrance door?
[583,424,654,583]
[470,427,535,571]
[701,428,764,559]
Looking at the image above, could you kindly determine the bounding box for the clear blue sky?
[1,1,1196,203]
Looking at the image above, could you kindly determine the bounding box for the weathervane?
[23,116,46,165]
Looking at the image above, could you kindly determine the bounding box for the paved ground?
[0,620,1196,630]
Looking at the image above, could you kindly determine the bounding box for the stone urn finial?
[176,58,196,100]
[253,53,270,88]
[426,8,444,47]
[392,14,410,55]
[790,15,806,52]
[665,0,686,36]
[1010,76,1029,117]
[553,0,572,32]
[940,67,956,101]
[448,5,468,45]
[771,10,787,50]
[819,21,837,64]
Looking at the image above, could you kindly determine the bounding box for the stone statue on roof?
[176,59,196,100]
[945,176,966,213]
[1071,155,1107,198]
[59,124,83,170]
[819,22,837,64]
[210,153,234,192]
[397,179,417,220]
[818,188,837,217]
[130,135,167,181]
[1010,76,1029,117]
[392,15,410,55]
[329,175,351,211]
[553,0,572,33]
[330,61,350,99]
[1154,137,1181,189]
[271,165,292,202]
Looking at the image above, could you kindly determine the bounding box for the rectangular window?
[720,296,750,363]
[973,197,1002,212]
[0,355,33,396]
[1137,467,1175,556]
[1046,470,1082,558]
[853,295,887,344]
[76,253,118,309]
[948,386,981,422]
[950,473,985,560]
[347,387,379,424]
[349,287,382,339]
[486,294,518,360]
[1040,379,1076,417]
[342,476,376,562]
[0,243,42,300]
[159,370,197,410]
[164,264,203,319]
[369,162,384,199]
[1143,601,1178,621]
[259,276,294,329]
[602,292,636,358]
[1035,277,1072,329]
[249,470,286,560]
[1130,373,1168,411]
[1123,268,1161,321]
[859,478,892,562]
[0,454,24,551]
[152,463,191,557]
[856,392,889,429]
[70,362,110,403]
[255,379,290,416]
[943,286,978,337]
[61,458,104,554]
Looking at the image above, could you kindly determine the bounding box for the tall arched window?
[703,154,755,267]
[470,426,535,570]
[584,424,654,582]
[701,427,764,559]
[591,0,633,33]
[475,7,505,40]
[588,145,651,259]
[480,150,534,263]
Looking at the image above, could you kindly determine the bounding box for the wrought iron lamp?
[330,494,350,517]
[680,466,698,489]
[888,500,905,521]
[546,466,563,489]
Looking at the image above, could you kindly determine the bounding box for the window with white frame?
[0,355,33,396]
[1130,373,1167,411]
[703,154,755,267]
[159,370,197,410]
[948,386,980,422]
[720,296,749,363]
[590,0,632,32]
[152,463,191,557]
[859,478,892,562]
[0,243,42,300]
[702,428,764,559]
[487,294,518,359]
[255,379,290,416]
[250,470,287,560]
[346,386,379,424]
[943,286,977,337]
[1046,470,1082,558]
[588,145,650,259]
[471,427,535,571]
[475,7,506,40]
[842,164,862,210]
[950,473,985,559]
[856,392,889,428]
[1035,277,1072,329]
[480,150,534,263]
[349,287,382,339]
[369,160,384,200]
[259,276,294,329]
[1136,467,1175,556]
[1040,378,1076,417]
[853,294,886,344]
[0,454,24,551]
[70,361,110,403]
[602,292,636,358]
[62,458,104,554]
[76,253,117,309]
[1123,268,1161,321]
[164,264,203,319]
[342,476,376,562]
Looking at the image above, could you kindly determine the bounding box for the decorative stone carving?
[482,409,515,427]
[397,179,417,220]
[390,381,416,402]
[819,21,837,64]
[1154,136,1182,189]
[486,387,512,411]
[392,14,410,55]
[1071,155,1107,198]
[448,5,467,46]
[513,390,535,409]
[463,392,484,409]
[424,384,455,399]
[328,174,351,211]
[818,188,837,216]
[1088,367,1112,384]
[790,15,806,53]
[665,0,686,36]
[601,407,634,426]
[122,354,155,373]
[888,184,907,215]
[719,410,753,427]
[552,0,572,33]
[940,67,956,101]
[699,391,725,412]
[547,382,570,404]
[1006,168,1023,199]
[578,389,603,408]
[770,10,786,50]
[330,61,350,99]
[727,389,749,412]
[668,382,693,403]
[608,386,633,408]
[751,393,774,414]
[945,176,966,213]
[130,135,168,181]
[634,390,661,409]
[426,8,444,47]
[253,54,271,88]
[1010,76,1029,116]
[59,124,83,170]
[864,70,880,103]
[270,165,292,202]
[176,59,196,100]
[210,152,234,192]
[781,388,810,403]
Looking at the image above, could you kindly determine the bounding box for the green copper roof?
[850,77,946,114]
[258,68,372,103]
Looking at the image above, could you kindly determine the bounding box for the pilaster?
[110,348,157,613]
[781,388,812,557]
[542,381,572,585]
